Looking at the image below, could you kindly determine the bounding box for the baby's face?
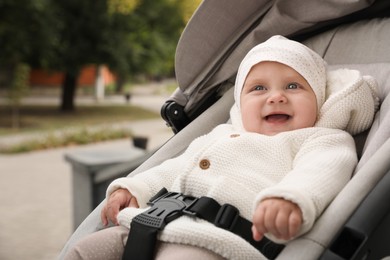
[240,61,317,135]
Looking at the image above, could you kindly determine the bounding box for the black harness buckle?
[124,188,285,260]
[132,191,197,230]
[214,204,239,231]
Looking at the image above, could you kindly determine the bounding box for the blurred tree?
[0,0,200,112]
[0,0,58,69]
[8,63,30,129]
[107,0,187,93]
[50,0,114,111]
[0,0,57,125]
[108,0,139,14]
[52,0,188,111]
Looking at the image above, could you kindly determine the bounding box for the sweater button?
[199,159,210,169]
[230,134,240,138]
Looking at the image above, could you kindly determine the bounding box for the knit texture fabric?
[231,36,379,135]
[234,35,327,110]
[108,126,357,259]
[315,68,380,135]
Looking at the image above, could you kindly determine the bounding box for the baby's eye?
[286,83,299,89]
[253,85,266,91]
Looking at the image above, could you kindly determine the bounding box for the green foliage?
[0,0,59,67]
[0,103,161,153]
[46,0,189,80]
[0,127,133,154]
[106,0,187,79]
[7,63,30,129]
[0,0,201,109]
[108,0,139,14]
[8,63,30,105]
[175,0,203,23]
[0,0,200,76]
[0,104,159,134]
[49,0,109,72]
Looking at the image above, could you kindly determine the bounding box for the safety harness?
[123,188,285,260]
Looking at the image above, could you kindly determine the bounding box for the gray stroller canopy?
[162,0,390,133]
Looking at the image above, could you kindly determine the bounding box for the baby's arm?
[101,188,139,226]
[252,198,302,241]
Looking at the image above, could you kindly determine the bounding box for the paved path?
[0,86,175,260]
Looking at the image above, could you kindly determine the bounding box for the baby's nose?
[268,91,287,103]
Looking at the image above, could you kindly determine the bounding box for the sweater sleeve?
[105,153,192,208]
[106,125,226,207]
[255,129,357,242]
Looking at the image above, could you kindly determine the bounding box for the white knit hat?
[234,35,327,110]
[230,35,379,135]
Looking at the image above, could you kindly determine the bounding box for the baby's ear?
[315,68,379,135]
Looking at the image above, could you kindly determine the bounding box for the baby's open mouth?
[265,114,291,122]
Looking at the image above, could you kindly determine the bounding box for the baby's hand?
[252,198,302,241]
[101,188,139,226]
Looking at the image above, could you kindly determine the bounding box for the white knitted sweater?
[108,126,356,259]
[107,68,378,260]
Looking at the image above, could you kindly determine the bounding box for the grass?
[0,127,134,154]
[0,104,160,153]
[0,104,159,135]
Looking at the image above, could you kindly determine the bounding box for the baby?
[65,35,378,260]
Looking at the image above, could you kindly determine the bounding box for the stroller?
[60,1,390,259]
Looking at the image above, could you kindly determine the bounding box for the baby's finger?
[129,197,139,208]
[263,206,280,238]
[100,205,108,226]
[106,204,119,225]
[252,205,267,235]
[275,209,290,239]
[251,225,264,241]
[288,210,302,238]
